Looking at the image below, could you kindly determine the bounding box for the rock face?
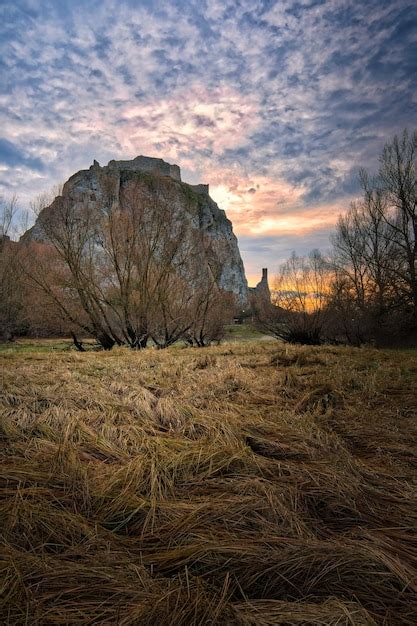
[24,156,249,306]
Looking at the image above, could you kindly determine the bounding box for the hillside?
[22,155,249,306]
[1,340,416,624]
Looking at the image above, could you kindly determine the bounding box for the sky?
[1,0,416,285]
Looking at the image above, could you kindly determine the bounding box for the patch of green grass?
[223,323,271,341]
[0,327,270,355]
[0,339,71,353]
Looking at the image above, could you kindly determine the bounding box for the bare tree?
[97,176,193,348]
[181,236,237,347]
[377,130,417,320]
[185,280,235,347]
[0,195,18,239]
[151,272,195,348]
[330,130,417,344]
[24,191,120,349]
[254,250,332,344]
[23,175,208,349]
[331,178,399,315]
[0,196,25,341]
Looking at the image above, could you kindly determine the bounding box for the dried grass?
[1,341,416,624]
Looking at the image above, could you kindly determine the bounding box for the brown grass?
[1,341,416,624]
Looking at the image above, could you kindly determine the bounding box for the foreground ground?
[1,340,416,625]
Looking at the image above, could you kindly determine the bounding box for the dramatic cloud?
[1,0,416,281]
[118,85,261,165]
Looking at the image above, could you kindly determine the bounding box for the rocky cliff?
[24,156,249,306]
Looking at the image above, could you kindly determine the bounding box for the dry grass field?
[1,339,416,625]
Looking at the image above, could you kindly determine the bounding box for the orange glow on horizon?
[209,172,345,238]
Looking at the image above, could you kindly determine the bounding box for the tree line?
[254,129,417,346]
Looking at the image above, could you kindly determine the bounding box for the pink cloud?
[118,85,260,165]
[207,169,344,238]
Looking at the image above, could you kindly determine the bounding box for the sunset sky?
[1,0,416,285]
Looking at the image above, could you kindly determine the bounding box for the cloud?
[117,84,261,165]
[0,0,416,277]
[0,138,44,171]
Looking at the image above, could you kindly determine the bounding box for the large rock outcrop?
[23,156,249,306]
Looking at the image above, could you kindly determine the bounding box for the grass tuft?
[1,341,416,624]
